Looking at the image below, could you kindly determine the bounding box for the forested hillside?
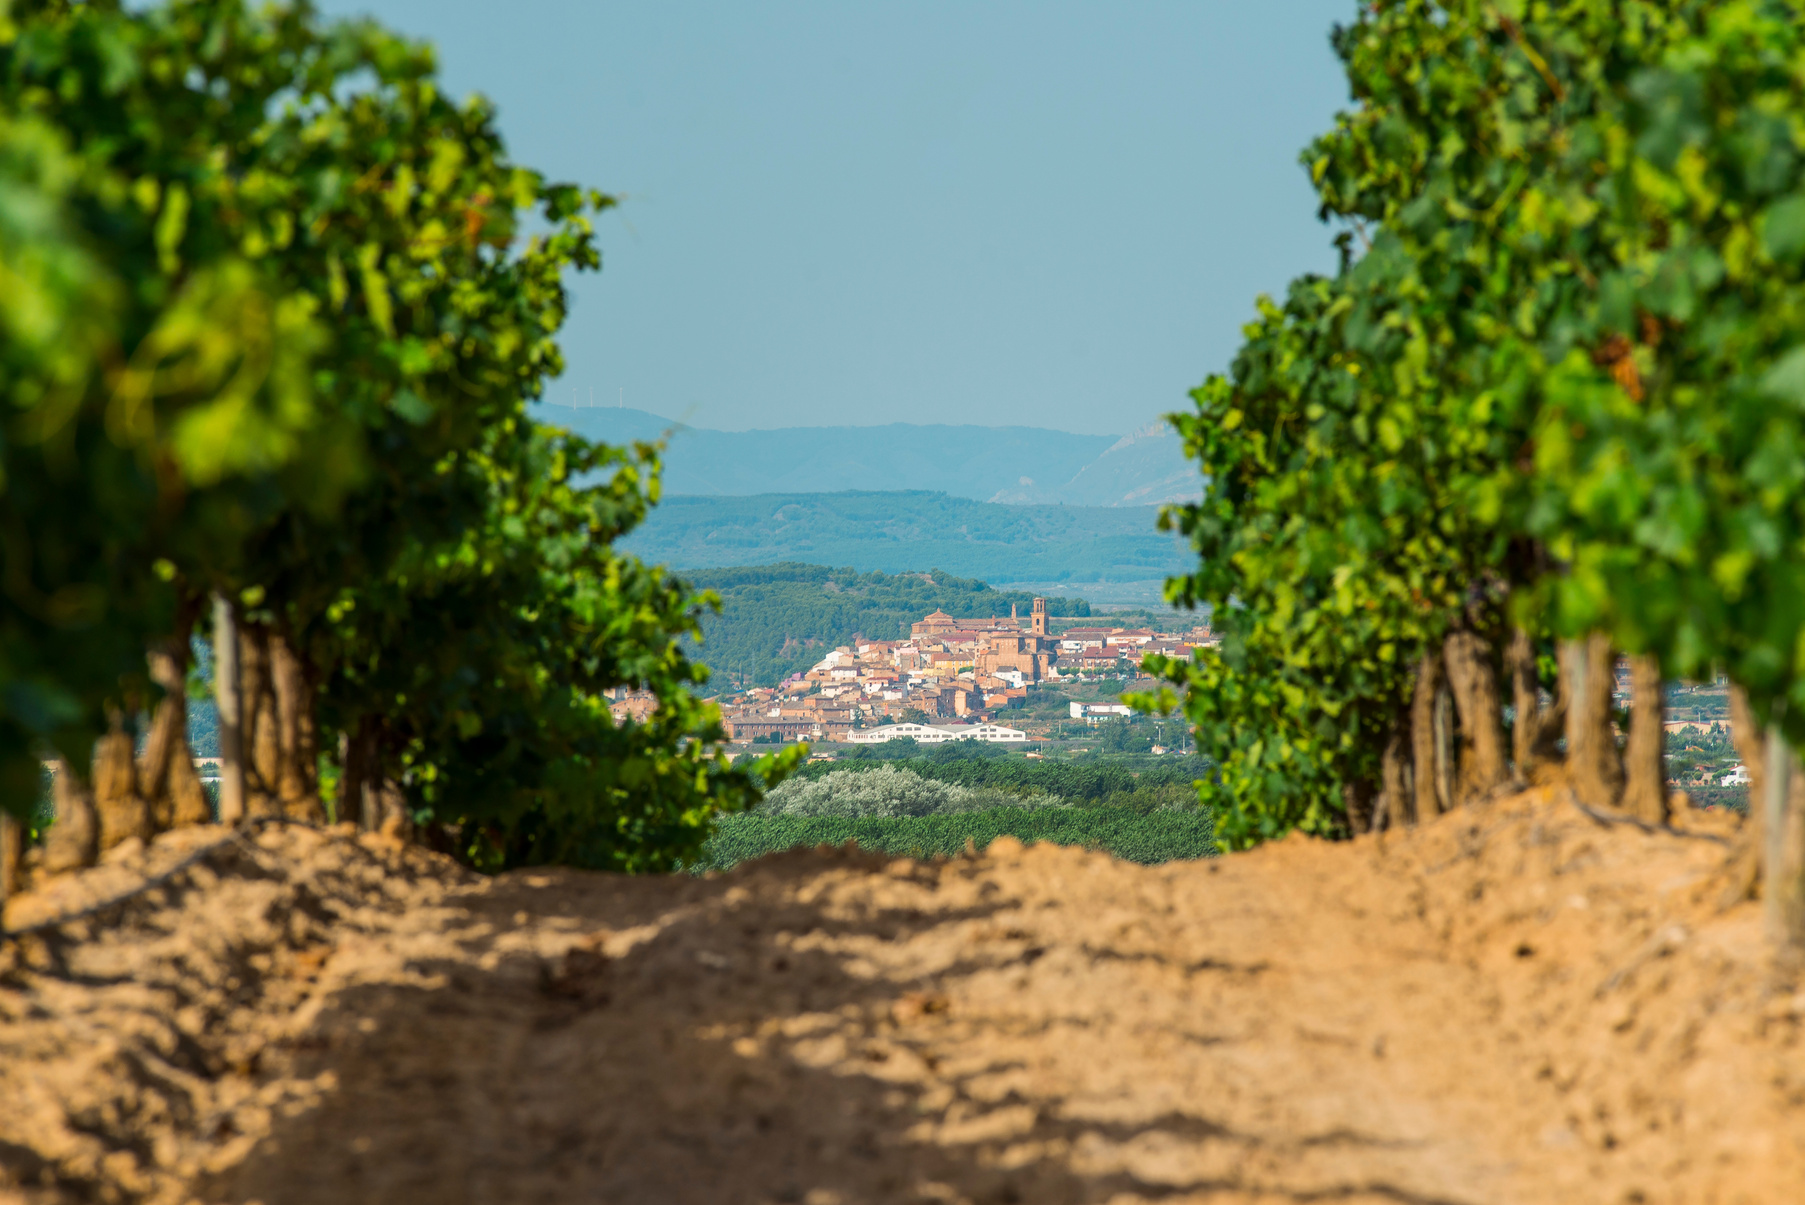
[624,492,1187,582]
[685,564,1089,688]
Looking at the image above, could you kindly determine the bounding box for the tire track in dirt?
[1,787,1801,1204]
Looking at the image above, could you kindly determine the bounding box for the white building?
[1721,765,1751,786]
[959,723,1028,743]
[847,722,1027,745]
[1070,702,1133,722]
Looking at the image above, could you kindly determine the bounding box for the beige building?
[910,605,1032,641]
[608,693,659,725]
[911,609,961,639]
[974,598,1059,683]
[848,721,1028,745]
[723,715,816,742]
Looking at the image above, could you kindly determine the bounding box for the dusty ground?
[2,788,1803,1205]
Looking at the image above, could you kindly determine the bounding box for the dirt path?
[3,788,1803,1204]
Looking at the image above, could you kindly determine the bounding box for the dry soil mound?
[2,789,1803,1205]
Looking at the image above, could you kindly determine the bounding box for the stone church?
[909,599,1060,682]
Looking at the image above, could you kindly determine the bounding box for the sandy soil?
[2,788,1803,1205]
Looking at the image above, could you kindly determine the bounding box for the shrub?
[756,766,1061,819]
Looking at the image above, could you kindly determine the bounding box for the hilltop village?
[706,598,1214,745]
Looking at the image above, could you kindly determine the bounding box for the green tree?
[1146,1,1694,845]
[1510,0,1805,925]
[0,0,333,862]
[1150,0,1805,942]
[1146,258,1516,847]
[0,0,796,883]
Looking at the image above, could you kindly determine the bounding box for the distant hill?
[531,403,1200,506]
[680,564,1091,689]
[1053,423,1204,507]
[621,491,1189,583]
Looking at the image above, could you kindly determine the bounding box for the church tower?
[1031,597,1047,638]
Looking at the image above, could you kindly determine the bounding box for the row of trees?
[790,745,1210,806]
[0,0,796,895]
[1144,0,1805,941]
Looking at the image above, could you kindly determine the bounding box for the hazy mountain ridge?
[531,404,1200,506]
[985,421,1200,507]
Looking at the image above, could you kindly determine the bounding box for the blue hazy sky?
[316,1,1354,435]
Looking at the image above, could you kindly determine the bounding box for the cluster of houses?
[714,600,1213,745]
